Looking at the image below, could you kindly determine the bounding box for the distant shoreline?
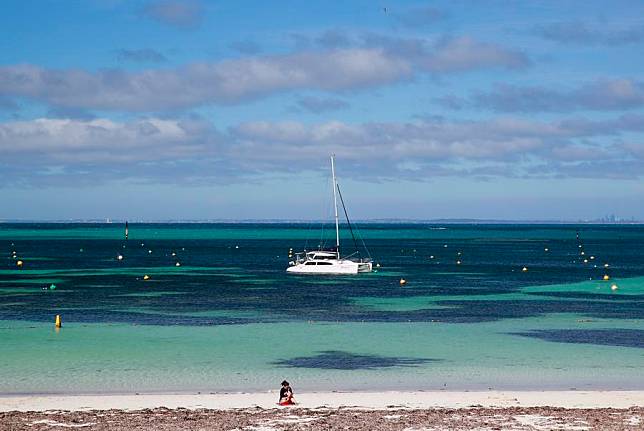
[1,219,643,225]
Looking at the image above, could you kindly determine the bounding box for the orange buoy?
[55,314,62,328]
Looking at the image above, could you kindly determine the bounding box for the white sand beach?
[2,390,643,412]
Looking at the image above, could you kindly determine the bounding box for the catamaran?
[287,155,373,274]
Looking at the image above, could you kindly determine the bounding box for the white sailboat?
[287,155,373,274]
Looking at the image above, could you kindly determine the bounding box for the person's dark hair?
[281,380,289,386]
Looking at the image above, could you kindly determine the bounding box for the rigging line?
[354,223,372,260]
[335,183,361,257]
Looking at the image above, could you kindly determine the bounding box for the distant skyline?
[2,0,644,220]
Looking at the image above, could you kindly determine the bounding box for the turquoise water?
[1,223,643,394]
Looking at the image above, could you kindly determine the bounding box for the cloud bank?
[439,79,644,113]
[534,21,644,46]
[2,114,642,185]
[0,36,528,112]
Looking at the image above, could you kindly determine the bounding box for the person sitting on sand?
[279,380,295,405]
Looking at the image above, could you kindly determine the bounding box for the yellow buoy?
[143,274,150,280]
[610,283,618,291]
[16,260,23,267]
[603,274,610,281]
[399,278,407,285]
[55,314,62,328]
[522,267,528,272]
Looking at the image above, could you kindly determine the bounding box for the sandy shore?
[1,392,643,430]
[1,390,643,411]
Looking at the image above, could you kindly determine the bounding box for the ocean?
[1,223,642,394]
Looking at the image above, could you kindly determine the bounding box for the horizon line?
[1,218,642,225]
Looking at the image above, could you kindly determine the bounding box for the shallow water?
[1,223,643,393]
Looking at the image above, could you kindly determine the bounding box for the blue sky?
[2,0,644,220]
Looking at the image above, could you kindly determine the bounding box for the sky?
[2,0,644,220]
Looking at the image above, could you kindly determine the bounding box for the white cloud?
[140,0,204,29]
[0,36,528,112]
[0,117,218,163]
[422,36,529,73]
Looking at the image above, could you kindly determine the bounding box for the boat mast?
[331,154,340,259]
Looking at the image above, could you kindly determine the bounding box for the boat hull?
[287,260,371,274]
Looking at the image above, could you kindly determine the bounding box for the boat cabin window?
[317,262,332,265]
[310,253,336,260]
[304,262,316,266]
